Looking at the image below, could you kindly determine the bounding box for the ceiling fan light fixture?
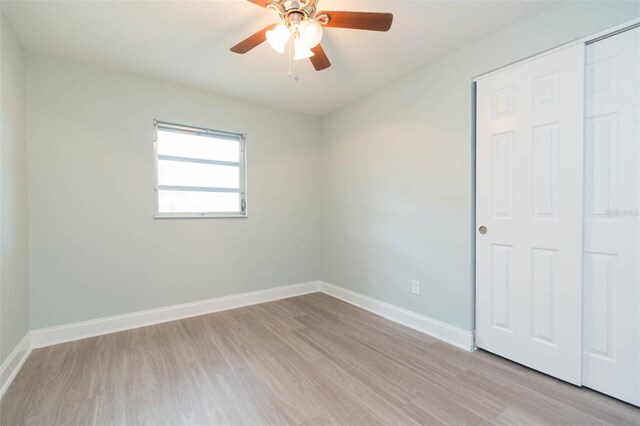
[298,19,323,48]
[266,24,290,53]
[230,0,394,72]
[293,37,314,60]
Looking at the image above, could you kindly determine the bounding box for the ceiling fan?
[230,0,393,71]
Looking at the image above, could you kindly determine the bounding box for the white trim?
[28,280,475,352]
[153,214,248,219]
[319,282,475,351]
[31,281,321,348]
[0,333,31,399]
[473,18,640,82]
[3,280,475,399]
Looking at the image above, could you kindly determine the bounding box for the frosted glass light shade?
[266,24,291,53]
[293,37,314,60]
[299,20,323,48]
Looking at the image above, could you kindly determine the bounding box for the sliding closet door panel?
[583,26,639,406]
[476,44,584,385]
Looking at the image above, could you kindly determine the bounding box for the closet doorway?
[475,23,639,406]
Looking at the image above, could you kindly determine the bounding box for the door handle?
[479,225,487,234]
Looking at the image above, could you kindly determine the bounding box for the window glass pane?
[157,129,239,162]
[158,160,240,189]
[158,191,240,213]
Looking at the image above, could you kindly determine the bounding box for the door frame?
[473,19,640,83]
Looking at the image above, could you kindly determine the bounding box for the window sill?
[154,213,248,219]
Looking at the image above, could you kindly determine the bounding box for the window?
[153,120,246,218]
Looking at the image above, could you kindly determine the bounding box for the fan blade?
[230,24,276,54]
[310,44,331,71]
[318,11,393,32]
[247,0,270,7]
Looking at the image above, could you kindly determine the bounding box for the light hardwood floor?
[1,293,638,425]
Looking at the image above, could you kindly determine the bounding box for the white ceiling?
[2,0,554,115]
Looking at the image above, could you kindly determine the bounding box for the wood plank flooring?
[1,293,638,425]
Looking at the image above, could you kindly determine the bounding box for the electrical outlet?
[412,280,420,295]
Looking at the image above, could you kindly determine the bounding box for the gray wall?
[1,14,29,363]
[18,1,640,334]
[320,1,640,331]
[27,55,322,329]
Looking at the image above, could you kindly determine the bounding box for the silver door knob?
[479,226,487,234]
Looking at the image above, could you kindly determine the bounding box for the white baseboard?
[31,281,322,349]
[4,280,472,399]
[0,332,31,398]
[319,281,474,351]
[30,280,473,351]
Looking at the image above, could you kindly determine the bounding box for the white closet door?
[476,44,585,384]
[583,26,640,406]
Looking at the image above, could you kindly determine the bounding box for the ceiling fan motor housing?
[274,0,317,22]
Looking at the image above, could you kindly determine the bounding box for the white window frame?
[153,120,247,219]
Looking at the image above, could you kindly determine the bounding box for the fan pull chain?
[287,36,300,81]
